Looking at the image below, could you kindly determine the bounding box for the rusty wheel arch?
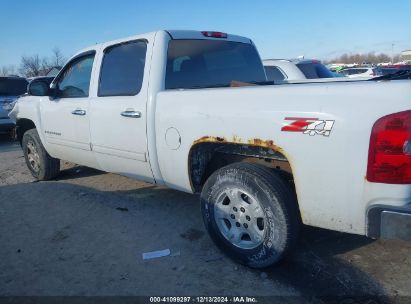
[188,136,293,193]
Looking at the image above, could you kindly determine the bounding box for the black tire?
[9,127,16,141]
[22,129,60,180]
[201,162,300,268]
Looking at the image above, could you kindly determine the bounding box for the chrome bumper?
[367,205,411,240]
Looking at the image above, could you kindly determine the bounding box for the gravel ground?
[0,135,410,303]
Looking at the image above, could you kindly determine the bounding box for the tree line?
[0,48,66,77]
[327,52,402,64]
[1,49,406,77]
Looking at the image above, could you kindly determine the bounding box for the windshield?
[296,62,335,79]
[0,78,28,96]
[165,40,266,89]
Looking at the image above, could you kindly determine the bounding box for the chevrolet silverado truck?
[9,30,411,268]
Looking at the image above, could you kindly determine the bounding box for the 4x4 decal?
[281,117,335,137]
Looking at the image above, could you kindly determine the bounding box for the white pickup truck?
[10,30,411,268]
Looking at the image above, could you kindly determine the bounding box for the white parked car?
[340,67,381,79]
[263,59,337,82]
[10,30,411,268]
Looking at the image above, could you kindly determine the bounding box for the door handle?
[71,109,86,116]
[121,110,141,118]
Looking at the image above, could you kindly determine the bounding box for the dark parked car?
[27,76,55,86]
[0,76,28,134]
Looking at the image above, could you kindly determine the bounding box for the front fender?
[8,98,19,123]
[9,96,49,148]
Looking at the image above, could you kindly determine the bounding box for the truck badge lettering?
[45,130,62,136]
[281,117,335,137]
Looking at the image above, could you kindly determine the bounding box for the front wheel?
[22,129,60,180]
[201,162,300,268]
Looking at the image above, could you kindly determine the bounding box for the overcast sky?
[1,0,410,66]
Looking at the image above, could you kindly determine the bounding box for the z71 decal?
[281,117,335,137]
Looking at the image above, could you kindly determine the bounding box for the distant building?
[401,50,411,61]
[37,66,61,77]
[46,67,61,77]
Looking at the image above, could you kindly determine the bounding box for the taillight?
[201,31,228,38]
[367,110,411,184]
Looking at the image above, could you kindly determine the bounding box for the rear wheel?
[22,129,60,180]
[201,162,300,268]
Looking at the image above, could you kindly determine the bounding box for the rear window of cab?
[165,40,266,89]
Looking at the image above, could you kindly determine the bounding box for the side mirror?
[28,80,50,96]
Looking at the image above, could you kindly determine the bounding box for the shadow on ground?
[57,166,105,181]
[266,229,386,302]
[0,176,396,303]
[0,134,19,153]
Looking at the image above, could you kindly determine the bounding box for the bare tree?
[0,65,17,76]
[19,54,43,77]
[339,54,349,64]
[50,47,66,67]
[0,66,7,76]
[376,53,390,63]
[18,47,66,77]
[329,52,401,64]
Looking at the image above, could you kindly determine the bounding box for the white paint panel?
[155,80,411,235]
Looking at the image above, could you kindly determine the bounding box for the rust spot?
[247,138,278,151]
[193,136,227,145]
[193,136,280,152]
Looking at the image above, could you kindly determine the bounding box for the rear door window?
[165,40,266,89]
[98,40,147,96]
[264,66,286,81]
[296,62,334,79]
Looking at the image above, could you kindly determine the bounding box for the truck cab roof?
[72,30,253,60]
[166,30,252,44]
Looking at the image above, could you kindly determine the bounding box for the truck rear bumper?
[367,205,411,240]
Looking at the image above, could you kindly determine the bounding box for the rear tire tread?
[201,162,301,268]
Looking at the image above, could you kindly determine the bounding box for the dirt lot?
[0,135,410,303]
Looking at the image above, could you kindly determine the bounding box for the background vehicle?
[332,72,345,77]
[378,65,411,76]
[10,30,411,268]
[27,76,55,86]
[263,59,336,82]
[378,68,399,75]
[339,67,381,79]
[386,64,411,70]
[0,76,27,134]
